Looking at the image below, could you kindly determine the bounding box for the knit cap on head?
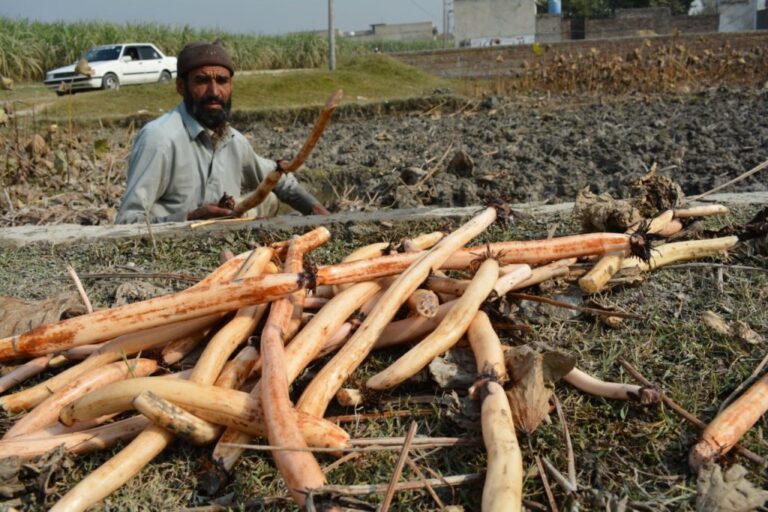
[177,40,235,77]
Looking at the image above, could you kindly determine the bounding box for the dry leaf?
[702,310,732,336]
[0,294,85,338]
[734,321,763,345]
[504,345,575,433]
[697,463,768,512]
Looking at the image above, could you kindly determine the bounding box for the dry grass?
[0,205,765,510]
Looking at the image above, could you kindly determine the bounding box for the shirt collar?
[178,102,234,143]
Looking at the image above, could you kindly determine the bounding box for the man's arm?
[115,132,182,224]
[252,155,328,216]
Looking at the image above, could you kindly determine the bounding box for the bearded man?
[116,41,329,224]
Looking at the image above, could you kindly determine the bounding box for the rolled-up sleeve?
[116,132,182,224]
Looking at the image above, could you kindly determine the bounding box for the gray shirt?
[115,103,319,224]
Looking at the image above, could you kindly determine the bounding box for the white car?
[43,43,177,95]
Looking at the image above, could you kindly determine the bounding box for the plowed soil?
[2,87,767,225]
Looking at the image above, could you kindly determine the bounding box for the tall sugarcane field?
[0,19,767,512]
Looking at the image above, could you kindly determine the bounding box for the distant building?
[454,0,537,47]
[719,0,759,30]
[344,22,436,42]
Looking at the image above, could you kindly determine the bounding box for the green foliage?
[0,17,444,81]
[562,0,694,20]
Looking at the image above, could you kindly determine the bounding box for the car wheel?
[159,70,172,82]
[102,73,120,90]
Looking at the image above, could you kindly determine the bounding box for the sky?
[0,0,448,35]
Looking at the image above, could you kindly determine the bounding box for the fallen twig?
[618,358,765,467]
[506,293,643,320]
[718,352,768,413]
[78,272,201,283]
[317,473,482,496]
[405,457,445,509]
[380,421,418,512]
[688,158,768,201]
[534,452,560,512]
[66,264,93,314]
[553,395,577,491]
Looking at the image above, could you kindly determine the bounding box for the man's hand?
[311,203,331,216]
[186,203,238,221]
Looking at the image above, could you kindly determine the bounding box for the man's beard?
[184,91,232,132]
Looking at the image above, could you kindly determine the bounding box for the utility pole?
[328,0,336,71]
[442,0,447,48]
[442,0,454,48]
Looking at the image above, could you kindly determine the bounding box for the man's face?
[177,65,233,131]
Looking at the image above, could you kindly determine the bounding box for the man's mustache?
[201,96,225,106]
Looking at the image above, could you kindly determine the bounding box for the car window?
[138,46,161,60]
[123,46,141,61]
[84,46,121,62]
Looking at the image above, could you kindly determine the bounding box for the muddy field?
[2,86,767,225]
[265,86,768,212]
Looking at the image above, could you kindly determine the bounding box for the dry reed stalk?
[689,372,768,471]
[4,358,157,439]
[318,473,482,496]
[406,289,440,318]
[674,205,729,218]
[50,246,278,512]
[367,258,500,390]
[161,329,212,365]
[562,367,659,403]
[0,315,219,413]
[620,236,739,272]
[380,422,419,512]
[297,207,497,418]
[467,310,506,380]
[0,415,150,460]
[0,355,54,394]
[260,234,327,507]
[66,264,93,314]
[133,391,219,445]
[479,380,523,512]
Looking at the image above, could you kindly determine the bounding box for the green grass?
[4,55,450,123]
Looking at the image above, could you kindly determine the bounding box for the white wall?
[454,0,537,44]
[719,0,758,30]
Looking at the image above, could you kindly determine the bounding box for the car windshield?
[82,46,122,63]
